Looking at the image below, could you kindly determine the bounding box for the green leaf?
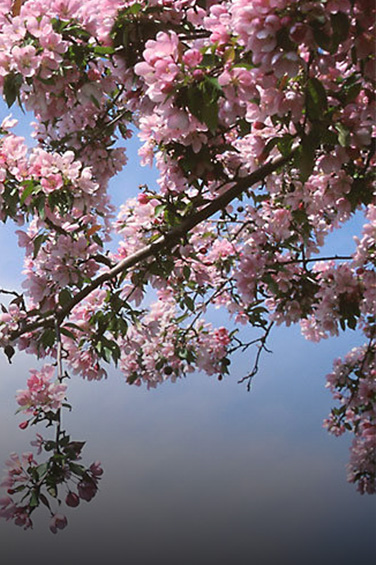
[127,2,143,14]
[296,142,315,182]
[331,12,350,46]
[47,484,57,498]
[68,44,88,67]
[110,341,121,365]
[344,82,361,104]
[183,265,191,280]
[60,435,70,447]
[313,27,332,52]
[58,288,72,307]
[39,493,51,510]
[200,100,219,132]
[335,123,351,147]
[93,46,115,56]
[90,94,100,109]
[181,77,223,133]
[155,204,167,216]
[238,118,252,136]
[201,53,217,67]
[347,316,357,330]
[347,176,373,210]
[276,27,296,50]
[175,313,189,324]
[185,296,195,312]
[263,274,279,295]
[3,73,23,108]
[59,326,77,341]
[34,194,46,220]
[69,462,85,477]
[36,75,56,86]
[117,317,128,335]
[40,329,55,348]
[29,490,39,509]
[92,232,104,247]
[322,128,339,146]
[12,484,26,493]
[277,135,294,157]
[20,181,41,205]
[179,348,196,364]
[64,441,85,456]
[44,441,56,452]
[36,462,49,479]
[203,76,222,98]
[65,322,83,332]
[127,373,139,385]
[63,23,91,41]
[306,78,327,121]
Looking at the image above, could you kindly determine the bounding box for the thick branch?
[10,150,296,340]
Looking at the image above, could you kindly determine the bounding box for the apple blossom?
[49,513,68,534]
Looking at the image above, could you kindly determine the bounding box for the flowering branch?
[0,320,104,532]
[237,322,275,391]
[8,149,296,343]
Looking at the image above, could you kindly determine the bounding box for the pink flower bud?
[137,193,150,205]
[183,48,203,67]
[78,479,97,502]
[89,461,103,477]
[49,513,68,534]
[192,69,204,80]
[66,491,80,507]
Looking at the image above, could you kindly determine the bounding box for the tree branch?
[9,150,296,341]
[237,322,274,391]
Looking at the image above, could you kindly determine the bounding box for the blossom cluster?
[0,452,36,530]
[117,290,231,387]
[324,345,376,494]
[0,446,104,532]
[16,364,67,417]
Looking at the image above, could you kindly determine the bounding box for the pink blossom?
[11,44,39,77]
[49,513,68,534]
[66,491,80,507]
[77,478,97,502]
[182,48,203,67]
[30,434,44,455]
[16,365,67,414]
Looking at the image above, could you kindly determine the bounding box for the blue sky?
[0,104,375,565]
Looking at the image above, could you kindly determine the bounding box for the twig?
[278,255,352,266]
[0,288,23,298]
[237,322,274,391]
[54,319,63,452]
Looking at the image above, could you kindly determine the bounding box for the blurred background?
[0,105,375,565]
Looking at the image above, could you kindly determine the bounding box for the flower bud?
[49,513,68,534]
[66,491,80,507]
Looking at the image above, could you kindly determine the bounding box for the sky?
[0,105,375,565]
